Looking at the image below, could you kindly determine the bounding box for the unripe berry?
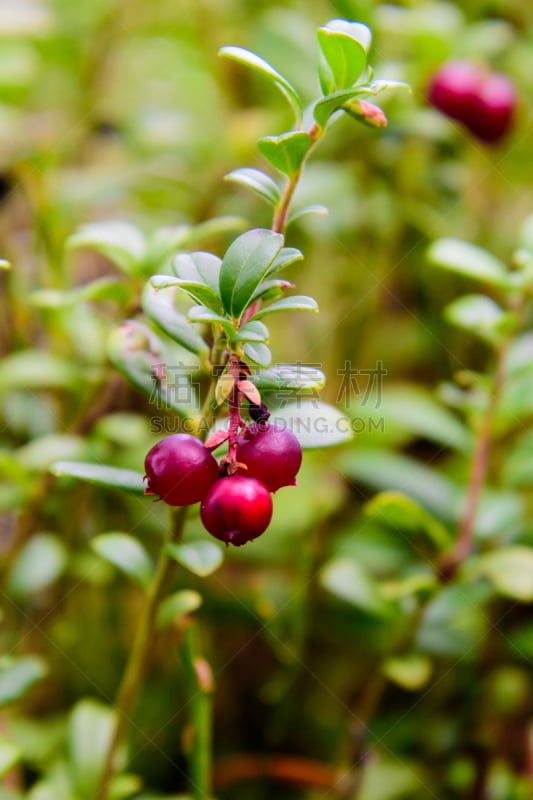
[200,475,273,546]
[236,422,302,492]
[144,433,219,506]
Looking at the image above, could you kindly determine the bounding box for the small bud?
[346,99,388,128]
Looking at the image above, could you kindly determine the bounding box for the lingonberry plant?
[2,3,532,799]
[45,17,407,800]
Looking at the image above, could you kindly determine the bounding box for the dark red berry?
[466,72,516,143]
[236,422,302,492]
[427,61,480,125]
[427,61,516,144]
[200,475,273,546]
[144,433,218,506]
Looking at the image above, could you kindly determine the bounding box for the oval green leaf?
[219,228,284,318]
[7,533,68,597]
[219,45,302,123]
[427,238,510,287]
[156,590,203,629]
[248,295,318,320]
[317,29,367,90]
[258,132,311,177]
[164,540,224,577]
[67,221,146,275]
[142,283,209,356]
[0,656,48,708]
[91,533,154,589]
[225,168,281,207]
[252,364,325,392]
[51,461,146,495]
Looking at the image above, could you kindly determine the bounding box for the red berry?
[427,61,515,144]
[236,422,302,492]
[467,72,516,143]
[428,61,481,124]
[200,475,273,546]
[144,433,219,506]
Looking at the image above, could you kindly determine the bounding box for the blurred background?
[1,1,533,798]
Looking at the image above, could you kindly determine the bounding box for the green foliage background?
[1,0,533,798]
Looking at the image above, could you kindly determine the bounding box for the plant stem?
[440,341,508,578]
[181,622,214,800]
[271,123,323,235]
[94,507,188,800]
[272,170,302,234]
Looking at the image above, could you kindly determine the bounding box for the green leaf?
[225,168,281,207]
[287,205,329,226]
[317,28,368,91]
[67,222,146,275]
[471,546,533,602]
[417,583,490,657]
[364,491,452,550]
[382,654,432,691]
[0,351,81,392]
[320,557,393,617]
[150,275,224,316]
[350,385,472,453]
[187,305,237,338]
[69,700,123,800]
[444,294,510,342]
[427,238,510,288]
[0,738,20,778]
[265,246,303,277]
[249,295,318,320]
[339,449,460,522]
[251,364,325,392]
[323,18,372,51]
[91,533,153,589]
[31,277,130,309]
[146,217,246,266]
[7,533,68,598]
[231,320,269,344]
[51,461,146,495]
[258,132,311,177]
[270,400,352,448]
[156,590,203,629]
[219,45,302,123]
[368,78,411,95]
[249,278,295,304]
[0,259,10,270]
[142,283,209,356]
[107,323,200,418]
[164,541,224,577]
[313,87,367,127]
[16,434,90,472]
[0,656,48,708]
[243,342,272,367]
[219,229,284,318]
[172,251,222,296]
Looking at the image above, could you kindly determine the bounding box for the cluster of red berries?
[427,61,516,144]
[144,424,302,546]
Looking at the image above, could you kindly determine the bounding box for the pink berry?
[427,61,516,144]
[427,61,481,124]
[200,476,273,546]
[467,72,516,143]
[236,422,302,492]
[144,433,219,506]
